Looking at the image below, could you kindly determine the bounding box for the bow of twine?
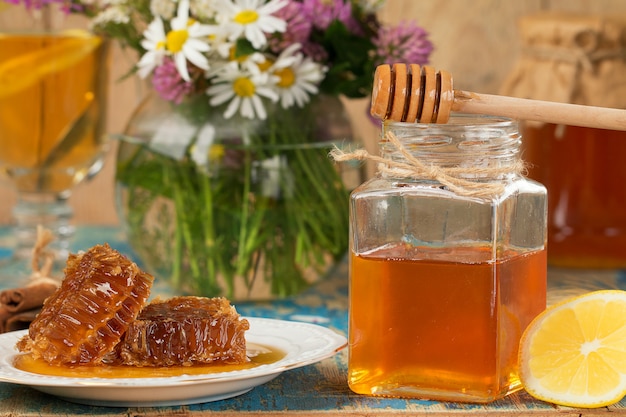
[521,44,626,106]
[30,226,62,285]
[522,45,626,72]
[330,131,525,198]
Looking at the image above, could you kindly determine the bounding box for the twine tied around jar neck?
[330,131,526,199]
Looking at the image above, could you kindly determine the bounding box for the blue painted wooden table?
[0,226,625,416]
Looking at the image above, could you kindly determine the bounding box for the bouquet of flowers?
[9,0,432,117]
[7,0,433,298]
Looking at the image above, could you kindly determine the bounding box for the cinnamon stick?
[0,307,12,333]
[0,227,62,333]
[0,307,41,333]
[0,278,58,313]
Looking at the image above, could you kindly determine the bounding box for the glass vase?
[115,93,358,300]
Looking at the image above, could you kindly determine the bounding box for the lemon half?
[0,30,101,99]
[519,290,626,408]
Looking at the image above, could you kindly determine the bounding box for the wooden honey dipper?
[371,63,626,131]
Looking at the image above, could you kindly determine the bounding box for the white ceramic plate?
[0,317,347,407]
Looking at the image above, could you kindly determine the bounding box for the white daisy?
[207,61,278,120]
[269,43,326,108]
[167,0,215,81]
[216,0,288,49]
[136,17,168,78]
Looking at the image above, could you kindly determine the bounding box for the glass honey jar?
[501,13,626,268]
[347,115,547,403]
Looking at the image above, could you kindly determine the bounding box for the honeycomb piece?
[114,296,250,367]
[16,244,154,365]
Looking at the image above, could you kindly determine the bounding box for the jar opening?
[380,114,521,161]
[378,115,524,198]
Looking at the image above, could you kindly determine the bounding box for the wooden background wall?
[1,0,625,225]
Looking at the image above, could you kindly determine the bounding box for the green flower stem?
[235,148,253,285]
[293,214,314,266]
[163,161,182,288]
[294,148,346,252]
[172,163,203,288]
[200,168,218,294]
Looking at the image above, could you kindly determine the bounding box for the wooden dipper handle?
[371,63,626,131]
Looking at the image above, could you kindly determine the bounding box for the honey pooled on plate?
[14,342,283,378]
[113,296,250,367]
[16,244,154,365]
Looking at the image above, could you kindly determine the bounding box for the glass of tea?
[0,4,110,280]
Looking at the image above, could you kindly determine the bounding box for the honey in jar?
[500,13,626,268]
[347,116,547,402]
[523,124,626,268]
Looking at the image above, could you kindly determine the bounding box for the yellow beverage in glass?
[0,31,109,195]
[0,29,109,272]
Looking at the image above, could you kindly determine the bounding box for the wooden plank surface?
[1,227,626,415]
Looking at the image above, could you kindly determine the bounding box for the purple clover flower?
[152,58,195,104]
[270,0,346,63]
[275,0,366,63]
[269,1,312,53]
[300,0,361,34]
[373,20,434,65]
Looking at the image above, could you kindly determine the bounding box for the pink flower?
[269,1,312,53]
[269,0,343,63]
[271,0,366,63]
[151,58,196,104]
[300,0,361,34]
[373,20,433,65]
